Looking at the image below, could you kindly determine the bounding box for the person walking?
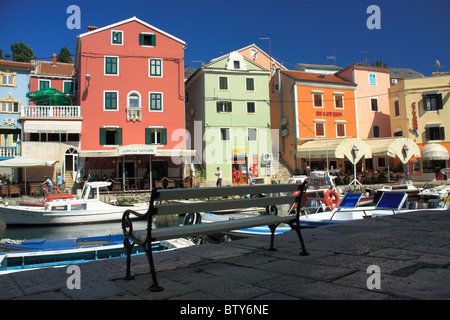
[215,167,222,187]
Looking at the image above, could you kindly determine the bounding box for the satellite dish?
[435,60,441,69]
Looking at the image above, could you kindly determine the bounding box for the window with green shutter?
[145,127,167,145]
[39,80,50,91]
[104,91,118,110]
[112,31,123,44]
[99,127,122,145]
[139,33,156,46]
[63,81,74,94]
[246,78,254,91]
[219,77,228,90]
[149,59,162,76]
[149,93,162,111]
[105,56,118,75]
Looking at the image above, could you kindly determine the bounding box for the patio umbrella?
[0,156,51,195]
[26,88,72,106]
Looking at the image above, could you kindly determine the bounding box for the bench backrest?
[151,183,306,217]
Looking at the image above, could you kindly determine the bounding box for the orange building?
[270,70,358,173]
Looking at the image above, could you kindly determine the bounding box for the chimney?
[51,53,57,66]
[88,26,98,32]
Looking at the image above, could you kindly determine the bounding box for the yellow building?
[389,74,450,181]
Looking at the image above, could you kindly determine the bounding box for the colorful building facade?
[75,17,191,186]
[185,51,272,185]
[389,74,450,181]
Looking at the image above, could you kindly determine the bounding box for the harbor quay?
[0,210,449,303]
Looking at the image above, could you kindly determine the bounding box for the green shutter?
[99,128,106,145]
[139,34,145,45]
[116,128,122,145]
[145,128,152,144]
[161,128,167,145]
[151,34,156,46]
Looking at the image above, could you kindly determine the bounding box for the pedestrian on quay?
[215,167,222,187]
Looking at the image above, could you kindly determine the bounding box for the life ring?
[324,189,340,210]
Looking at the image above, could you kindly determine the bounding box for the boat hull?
[0,203,148,227]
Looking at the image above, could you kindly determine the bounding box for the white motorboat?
[0,182,148,227]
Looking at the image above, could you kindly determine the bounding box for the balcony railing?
[126,107,142,122]
[21,105,81,118]
[0,146,19,159]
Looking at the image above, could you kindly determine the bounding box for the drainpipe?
[277,68,284,154]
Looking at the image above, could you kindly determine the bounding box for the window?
[219,77,228,90]
[247,128,257,141]
[369,73,377,86]
[139,33,156,46]
[336,122,346,137]
[426,126,445,141]
[394,99,400,117]
[99,127,122,145]
[393,130,403,137]
[233,61,240,69]
[128,92,140,108]
[371,98,378,112]
[313,93,323,107]
[149,93,162,111]
[105,56,118,75]
[64,81,74,95]
[216,101,232,113]
[247,102,255,113]
[39,80,50,90]
[111,30,123,45]
[104,91,118,110]
[149,59,162,77]
[246,78,254,91]
[1,73,15,86]
[423,94,443,111]
[373,125,380,137]
[145,127,167,145]
[334,94,344,109]
[314,121,325,137]
[220,128,230,141]
[1,100,19,113]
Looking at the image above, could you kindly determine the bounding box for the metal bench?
[121,181,309,292]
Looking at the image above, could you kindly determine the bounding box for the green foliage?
[10,42,35,62]
[57,46,73,63]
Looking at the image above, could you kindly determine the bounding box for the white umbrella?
[0,156,51,195]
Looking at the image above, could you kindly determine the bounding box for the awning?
[363,137,420,164]
[297,138,372,164]
[24,121,82,134]
[421,143,449,160]
[79,146,196,158]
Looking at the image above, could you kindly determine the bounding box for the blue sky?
[1,0,449,75]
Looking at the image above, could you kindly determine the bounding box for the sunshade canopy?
[296,138,372,164]
[0,156,50,167]
[421,143,449,160]
[26,88,72,106]
[363,138,420,164]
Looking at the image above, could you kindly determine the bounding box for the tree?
[57,46,73,63]
[371,60,390,67]
[10,42,35,62]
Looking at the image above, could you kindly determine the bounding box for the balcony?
[0,146,20,160]
[126,107,142,122]
[21,105,81,118]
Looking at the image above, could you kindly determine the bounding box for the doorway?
[232,156,248,184]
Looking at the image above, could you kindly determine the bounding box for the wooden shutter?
[145,128,152,144]
[139,34,145,45]
[437,94,443,110]
[116,128,122,145]
[99,128,106,145]
[439,126,445,140]
[161,128,167,145]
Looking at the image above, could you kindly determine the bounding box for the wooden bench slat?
[156,183,300,201]
[134,215,296,242]
[154,195,296,216]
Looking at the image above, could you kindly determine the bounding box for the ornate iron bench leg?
[123,237,135,280]
[293,181,310,256]
[268,224,278,251]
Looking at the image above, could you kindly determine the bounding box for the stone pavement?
[0,210,449,301]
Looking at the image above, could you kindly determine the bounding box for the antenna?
[361,51,368,64]
[326,50,336,66]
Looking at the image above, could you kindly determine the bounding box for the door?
[232,156,248,184]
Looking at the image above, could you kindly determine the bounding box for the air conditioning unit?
[280,118,289,126]
[281,129,289,136]
[261,153,272,164]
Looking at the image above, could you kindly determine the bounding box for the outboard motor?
[183,212,202,225]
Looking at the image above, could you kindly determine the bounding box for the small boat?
[0,234,194,273]
[18,194,74,207]
[0,182,148,227]
[372,179,421,204]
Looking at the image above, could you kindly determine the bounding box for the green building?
[185,51,272,186]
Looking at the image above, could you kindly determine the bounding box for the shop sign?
[316,111,343,117]
[233,148,247,156]
[118,144,157,155]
